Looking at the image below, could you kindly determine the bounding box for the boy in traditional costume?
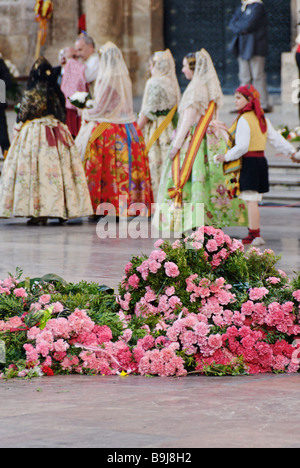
[216,84,298,245]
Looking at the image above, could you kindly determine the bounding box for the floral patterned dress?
[0,86,93,219]
[84,122,153,217]
[143,111,177,201]
[153,123,248,233]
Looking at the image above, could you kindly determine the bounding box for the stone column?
[85,0,124,49]
[0,0,37,74]
[85,0,164,96]
[43,0,79,67]
[130,0,164,96]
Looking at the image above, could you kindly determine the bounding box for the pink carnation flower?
[125,262,133,274]
[154,239,164,248]
[249,287,269,301]
[148,259,161,274]
[165,286,175,296]
[208,333,222,350]
[39,294,51,305]
[128,274,140,289]
[164,262,180,278]
[172,240,181,249]
[267,277,281,285]
[293,290,300,302]
[51,302,64,314]
[13,288,28,298]
[206,239,218,252]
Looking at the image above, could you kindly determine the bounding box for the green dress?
[152,123,248,234]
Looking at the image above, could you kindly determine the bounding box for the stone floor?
[1,373,300,449]
[1,99,300,449]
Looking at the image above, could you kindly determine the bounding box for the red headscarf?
[236,84,267,134]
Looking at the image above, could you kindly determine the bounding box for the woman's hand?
[215,154,226,163]
[138,113,148,130]
[291,151,300,163]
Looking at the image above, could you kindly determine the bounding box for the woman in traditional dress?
[75,41,153,219]
[0,57,93,225]
[138,49,181,200]
[153,49,248,233]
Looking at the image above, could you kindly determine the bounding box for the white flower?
[69,91,89,103]
[85,99,93,109]
[68,92,91,109]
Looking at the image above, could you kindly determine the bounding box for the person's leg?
[242,200,265,245]
[0,108,10,155]
[250,56,271,110]
[238,57,252,86]
[247,200,260,230]
[297,53,300,120]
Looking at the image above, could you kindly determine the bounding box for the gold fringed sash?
[145,105,177,154]
[222,119,242,197]
[84,122,110,162]
[223,119,242,174]
[168,101,216,207]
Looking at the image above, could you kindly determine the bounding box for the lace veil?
[84,41,135,124]
[140,49,181,119]
[178,49,223,120]
[75,42,135,158]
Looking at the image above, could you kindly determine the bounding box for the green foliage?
[196,356,249,377]
[0,330,27,369]
[0,295,27,320]
[245,248,282,284]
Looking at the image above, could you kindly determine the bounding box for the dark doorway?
[164,0,291,94]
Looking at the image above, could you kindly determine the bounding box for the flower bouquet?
[1,227,300,379]
[278,125,300,142]
[68,91,92,109]
[117,226,300,376]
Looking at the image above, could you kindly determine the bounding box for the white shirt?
[225,116,296,162]
[84,52,100,84]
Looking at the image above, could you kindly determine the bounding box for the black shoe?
[263,106,273,113]
[88,215,103,223]
[27,217,48,226]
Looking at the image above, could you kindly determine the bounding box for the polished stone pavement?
[1,373,300,449]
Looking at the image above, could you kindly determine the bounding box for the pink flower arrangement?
[2,225,300,380]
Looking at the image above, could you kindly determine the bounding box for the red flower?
[41,365,54,376]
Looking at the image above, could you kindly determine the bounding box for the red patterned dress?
[84,122,153,217]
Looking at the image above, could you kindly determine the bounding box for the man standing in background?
[75,34,100,98]
[229,0,272,113]
[0,56,12,157]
